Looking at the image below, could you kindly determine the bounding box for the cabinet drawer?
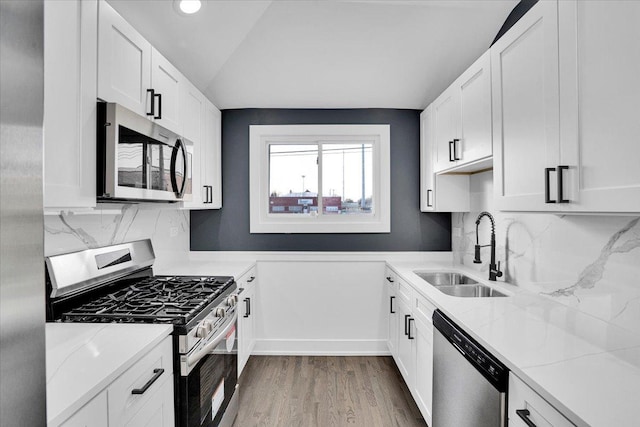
[396,278,414,304]
[509,373,575,427]
[108,336,173,426]
[237,266,257,290]
[413,293,436,329]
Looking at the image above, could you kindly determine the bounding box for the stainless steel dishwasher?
[432,310,508,427]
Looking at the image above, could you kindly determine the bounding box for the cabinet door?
[420,107,435,211]
[384,275,397,357]
[97,0,151,116]
[509,373,574,427]
[432,87,459,172]
[60,391,108,427]
[150,48,183,135]
[559,0,640,213]
[491,0,560,211]
[180,84,206,208]
[44,0,97,209]
[124,375,175,427]
[238,269,257,376]
[413,317,433,427]
[456,50,492,165]
[204,102,223,208]
[395,298,414,389]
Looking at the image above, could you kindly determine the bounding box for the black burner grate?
[61,276,233,324]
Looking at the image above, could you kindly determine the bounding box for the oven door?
[179,311,238,427]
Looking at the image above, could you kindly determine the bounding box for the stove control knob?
[202,319,214,335]
[215,307,226,318]
[196,324,208,338]
[226,296,237,307]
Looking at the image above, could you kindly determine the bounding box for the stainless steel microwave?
[97,102,192,203]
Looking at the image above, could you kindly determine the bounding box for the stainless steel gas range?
[45,239,239,427]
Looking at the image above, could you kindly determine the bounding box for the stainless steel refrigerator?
[0,1,47,425]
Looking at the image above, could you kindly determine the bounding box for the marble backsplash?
[452,171,640,336]
[44,204,190,263]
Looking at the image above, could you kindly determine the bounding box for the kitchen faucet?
[474,211,503,281]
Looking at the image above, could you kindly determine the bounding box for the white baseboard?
[252,339,391,356]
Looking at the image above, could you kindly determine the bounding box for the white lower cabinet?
[386,271,436,426]
[509,373,575,427]
[384,269,398,356]
[59,336,174,427]
[238,267,257,376]
[60,391,108,427]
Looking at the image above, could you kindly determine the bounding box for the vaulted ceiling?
[107,0,516,109]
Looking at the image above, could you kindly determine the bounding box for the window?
[249,125,390,233]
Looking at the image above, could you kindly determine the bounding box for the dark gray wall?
[190,109,451,251]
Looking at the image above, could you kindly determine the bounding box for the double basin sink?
[414,272,507,298]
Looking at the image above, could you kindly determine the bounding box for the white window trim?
[249,124,391,234]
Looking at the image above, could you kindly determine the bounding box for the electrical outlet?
[169,227,179,237]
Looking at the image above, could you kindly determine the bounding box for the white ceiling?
[107,0,516,110]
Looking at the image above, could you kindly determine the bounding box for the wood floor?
[232,356,427,427]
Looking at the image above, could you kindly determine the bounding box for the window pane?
[269,144,318,214]
[322,143,373,215]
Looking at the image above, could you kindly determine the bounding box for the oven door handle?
[182,311,238,376]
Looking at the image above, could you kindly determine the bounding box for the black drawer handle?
[545,167,556,203]
[426,189,433,207]
[244,297,251,318]
[449,140,455,162]
[390,296,395,314]
[516,409,537,427]
[558,165,569,203]
[246,276,255,283]
[407,318,415,339]
[131,368,164,395]
[154,93,162,119]
[386,276,394,283]
[452,139,460,160]
[146,89,155,116]
[404,314,410,336]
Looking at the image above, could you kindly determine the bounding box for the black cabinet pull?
[247,276,255,283]
[404,314,410,336]
[407,318,415,339]
[390,296,395,314]
[516,409,537,427]
[146,89,155,116]
[244,297,251,318]
[557,165,569,203]
[453,139,460,160]
[426,189,433,207]
[154,93,162,119]
[545,167,556,203]
[449,140,455,162]
[386,276,394,283]
[131,368,164,395]
[208,186,213,203]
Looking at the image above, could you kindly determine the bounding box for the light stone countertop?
[387,261,640,427]
[46,323,173,426]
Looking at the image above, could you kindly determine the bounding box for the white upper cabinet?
[432,87,459,172]
[420,106,470,212]
[204,101,223,208]
[44,0,97,210]
[98,1,183,135]
[491,0,560,212]
[558,0,640,213]
[492,0,639,213]
[150,48,183,135]
[457,51,492,166]
[97,0,151,116]
[433,51,492,173]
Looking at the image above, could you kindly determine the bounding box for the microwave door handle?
[170,138,188,198]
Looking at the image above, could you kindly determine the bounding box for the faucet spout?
[474,211,503,281]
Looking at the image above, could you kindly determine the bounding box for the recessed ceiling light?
[173,0,201,15]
